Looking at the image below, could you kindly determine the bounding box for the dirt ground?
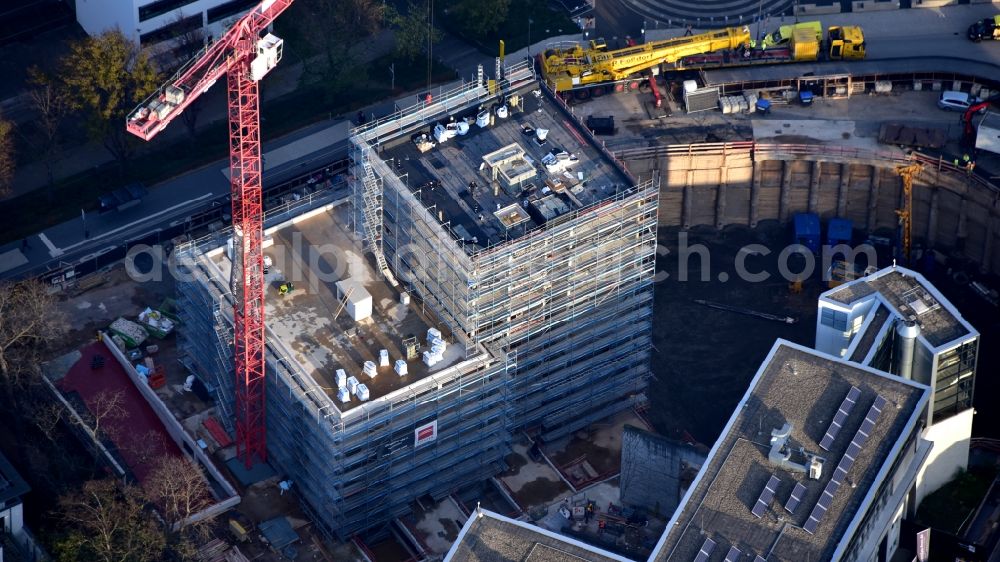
[648,222,823,445]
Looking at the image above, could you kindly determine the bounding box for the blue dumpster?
[794,213,821,254]
[827,217,853,247]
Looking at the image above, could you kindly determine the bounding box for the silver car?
[937,90,978,112]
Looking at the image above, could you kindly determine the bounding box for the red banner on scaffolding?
[415,420,438,448]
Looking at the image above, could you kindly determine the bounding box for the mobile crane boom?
[539,26,750,92]
[126,0,294,468]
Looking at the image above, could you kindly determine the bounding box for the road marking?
[39,233,63,257]
[58,193,215,253]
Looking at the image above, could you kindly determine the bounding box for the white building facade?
[816,265,979,506]
[75,0,255,50]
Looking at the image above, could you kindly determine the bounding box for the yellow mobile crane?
[539,26,751,93]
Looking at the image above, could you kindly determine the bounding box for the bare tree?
[0,114,13,197]
[80,389,127,442]
[145,455,213,531]
[122,430,169,473]
[33,400,67,441]
[25,66,68,188]
[55,479,165,562]
[0,279,65,388]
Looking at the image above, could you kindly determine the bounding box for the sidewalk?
[3,30,396,200]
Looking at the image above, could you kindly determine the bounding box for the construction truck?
[967,15,1000,41]
[673,25,865,71]
[538,26,750,94]
[761,20,822,49]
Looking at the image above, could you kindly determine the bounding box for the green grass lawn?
[439,0,579,56]
[916,467,997,535]
[0,59,457,246]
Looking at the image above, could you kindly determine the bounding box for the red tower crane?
[126,0,294,467]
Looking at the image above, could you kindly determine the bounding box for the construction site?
[11,3,1000,560]
[174,55,659,542]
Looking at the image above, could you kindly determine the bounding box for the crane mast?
[126,0,294,467]
[894,164,923,265]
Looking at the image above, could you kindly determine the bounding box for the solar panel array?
[784,482,807,514]
[820,386,861,451]
[803,394,887,535]
[694,537,716,562]
[752,475,781,518]
[724,546,742,562]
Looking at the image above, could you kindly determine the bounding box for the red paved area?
[57,341,182,483]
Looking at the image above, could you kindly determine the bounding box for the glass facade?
[932,340,977,422]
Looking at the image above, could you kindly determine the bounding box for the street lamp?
[528,18,533,55]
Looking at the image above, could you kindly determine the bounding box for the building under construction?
[174,58,658,539]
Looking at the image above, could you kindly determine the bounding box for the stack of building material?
[337,387,351,403]
[336,369,347,389]
[423,328,447,367]
[363,360,377,378]
[110,318,148,348]
[394,360,408,377]
[379,349,390,367]
[346,376,360,395]
[356,384,370,401]
[138,307,175,338]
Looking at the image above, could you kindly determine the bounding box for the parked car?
[937,90,978,112]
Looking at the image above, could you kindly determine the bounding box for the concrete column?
[867,166,881,233]
[779,161,793,223]
[927,188,940,248]
[716,167,727,229]
[808,160,823,215]
[750,163,762,227]
[982,216,995,274]
[837,163,850,218]
[957,198,969,243]
[682,170,693,229]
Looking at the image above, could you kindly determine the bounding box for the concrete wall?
[620,425,705,517]
[625,145,1000,276]
[915,408,974,506]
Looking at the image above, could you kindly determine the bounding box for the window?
[139,0,199,22]
[140,13,202,44]
[821,307,849,331]
[207,0,258,23]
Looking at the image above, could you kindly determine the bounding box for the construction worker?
[967,161,976,176]
[684,24,693,36]
[962,153,971,165]
[749,38,757,50]
[953,158,960,167]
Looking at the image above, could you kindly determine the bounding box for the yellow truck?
[673,25,865,70]
[762,21,822,49]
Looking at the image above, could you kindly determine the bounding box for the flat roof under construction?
[206,205,465,412]
[379,84,633,250]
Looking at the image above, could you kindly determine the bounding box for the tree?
[454,0,511,36]
[55,479,165,562]
[25,66,69,188]
[145,456,212,531]
[59,30,160,163]
[0,279,64,389]
[288,0,384,101]
[78,389,127,442]
[0,115,13,197]
[392,1,442,62]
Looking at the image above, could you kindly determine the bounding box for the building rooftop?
[0,450,29,506]
[207,205,469,412]
[446,509,632,562]
[379,84,633,251]
[824,266,973,348]
[651,341,927,562]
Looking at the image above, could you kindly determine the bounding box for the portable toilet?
[827,217,853,247]
[793,213,821,254]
